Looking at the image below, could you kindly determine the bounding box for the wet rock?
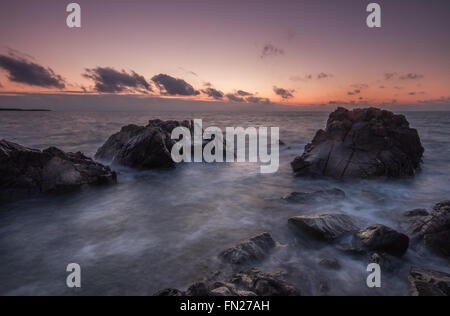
[353,224,409,257]
[0,140,117,203]
[288,214,359,241]
[409,267,450,296]
[282,188,346,203]
[317,257,341,270]
[95,120,193,170]
[219,233,276,266]
[408,201,450,259]
[404,209,429,217]
[154,268,300,296]
[291,107,424,179]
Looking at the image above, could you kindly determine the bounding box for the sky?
[0,0,449,111]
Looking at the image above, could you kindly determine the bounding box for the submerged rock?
[353,224,410,257]
[282,188,346,203]
[291,107,424,179]
[219,233,276,266]
[0,140,117,203]
[288,214,359,241]
[407,201,450,259]
[409,267,450,296]
[95,119,194,169]
[155,268,300,296]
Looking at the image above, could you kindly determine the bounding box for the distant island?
[0,108,51,112]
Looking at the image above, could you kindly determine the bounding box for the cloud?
[0,54,65,88]
[347,89,361,96]
[273,86,295,99]
[178,67,198,77]
[408,91,426,96]
[246,96,271,104]
[261,44,285,59]
[400,73,424,80]
[226,93,245,103]
[202,87,224,100]
[317,72,332,80]
[384,73,397,80]
[236,90,253,97]
[83,67,152,93]
[152,74,200,96]
[290,74,313,82]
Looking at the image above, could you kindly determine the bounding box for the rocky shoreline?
[1,107,448,296]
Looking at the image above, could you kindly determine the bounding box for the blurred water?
[0,111,449,296]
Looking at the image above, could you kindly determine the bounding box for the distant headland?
[0,108,51,112]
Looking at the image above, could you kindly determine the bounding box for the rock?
[95,119,194,169]
[153,288,184,296]
[317,257,341,270]
[154,268,300,296]
[282,188,346,203]
[0,140,117,203]
[408,201,450,258]
[230,269,300,296]
[409,267,450,296]
[288,214,359,241]
[353,224,409,257]
[291,107,424,179]
[404,209,429,217]
[219,233,276,265]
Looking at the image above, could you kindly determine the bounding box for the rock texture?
[288,214,359,241]
[353,224,410,257]
[95,119,194,169]
[408,201,450,259]
[291,107,424,179]
[219,233,276,266]
[154,268,300,296]
[0,140,117,203]
[282,188,345,204]
[409,267,450,296]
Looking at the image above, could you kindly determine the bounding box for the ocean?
[0,110,449,295]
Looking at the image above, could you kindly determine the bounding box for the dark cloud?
[273,86,295,99]
[178,67,198,77]
[384,72,397,80]
[351,83,369,89]
[317,73,332,80]
[152,74,200,96]
[236,90,253,97]
[226,93,245,103]
[202,87,224,100]
[347,89,361,96]
[246,96,271,104]
[0,54,65,88]
[261,44,285,59]
[83,67,152,93]
[400,73,424,80]
[290,74,313,82]
[409,91,426,96]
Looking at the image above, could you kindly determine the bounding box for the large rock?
[409,267,450,296]
[353,224,410,257]
[95,119,194,169]
[219,233,276,266]
[0,140,117,203]
[282,188,345,204]
[154,268,300,296]
[288,214,359,241]
[291,107,424,179]
[408,201,450,259]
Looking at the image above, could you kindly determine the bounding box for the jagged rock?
[404,209,429,217]
[219,233,276,265]
[408,201,450,258]
[288,214,359,241]
[409,267,450,296]
[154,268,300,296]
[291,107,424,179]
[282,188,345,203]
[353,224,409,257]
[0,140,116,203]
[95,119,194,169]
